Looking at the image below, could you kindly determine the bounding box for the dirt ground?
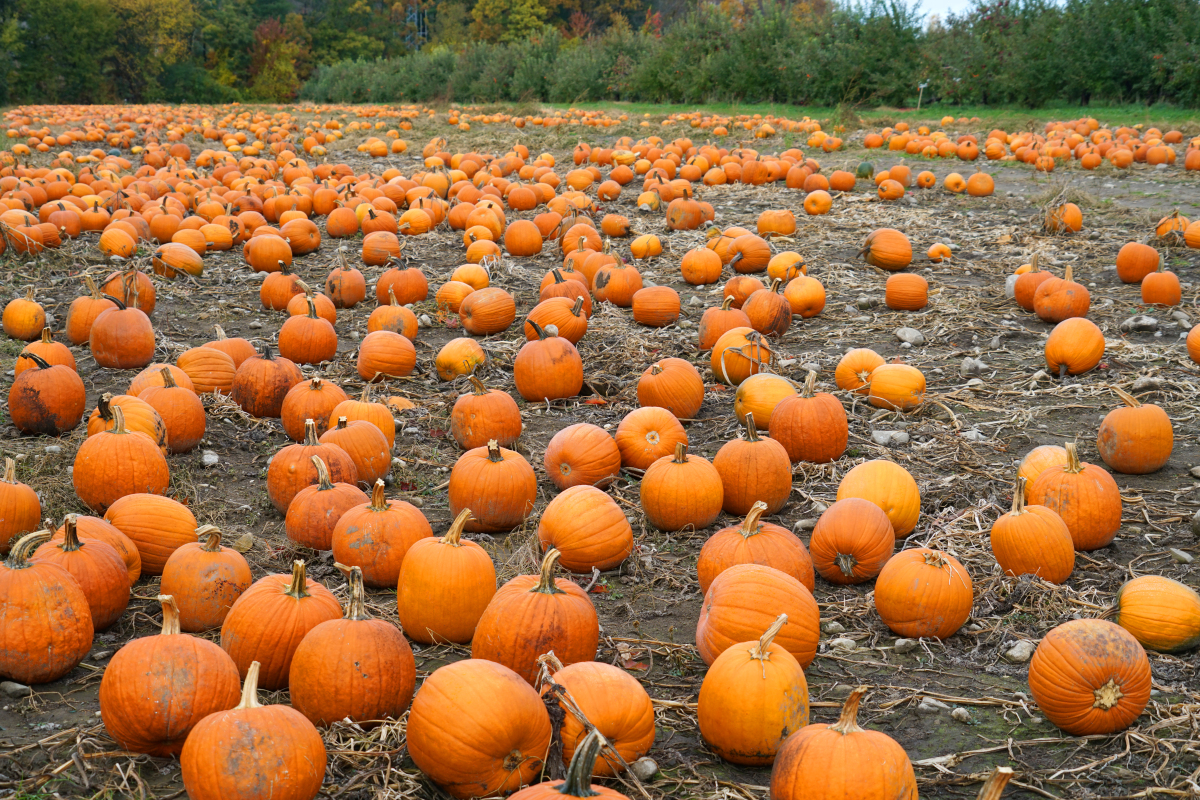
[2,107,1199,800]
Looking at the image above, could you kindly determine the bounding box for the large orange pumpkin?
[836,459,920,537]
[1096,387,1172,474]
[990,476,1074,584]
[874,548,972,638]
[696,563,819,668]
[698,501,814,595]
[1027,442,1121,551]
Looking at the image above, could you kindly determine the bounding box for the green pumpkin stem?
[559,729,605,797]
[533,549,564,595]
[235,661,264,710]
[829,687,868,734]
[158,595,182,635]
[443,509,472,546]
[197,524,223,552]
[283,560,311,600]
[5,530,52,569]
[334,563,371,621]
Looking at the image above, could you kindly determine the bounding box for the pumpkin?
[1044,317,1104,376]
[698,296,753,350]
[539,270,592,317]
[637,357,704,419]
[180,661,327,800]
[742,278,792,337]
[396,509,496,644]
[325,259,366,308]
[281,376,349,442]
[332,479,433,589]
[504,219,544,257]
[1189,323,1200,365]
[1112,575,1200,653]
[231,344,304,419]
[698,614,809,766]
[472,549,599,685]
[8,352,86,435]
[835,348,884,394]
[681,247,723,285]
[592,259,643,307]
[697,563,819,668]
[1096,387,1173,474]
[729,233,771,273]
[0,457,40,555]
[867,363,925,411]
[874,548,972,638]
[102,493,196,575]
[161,525,252,632]
[641,443,723,532]
[769,371,849,464]
[723,275,765,308]
[711,326,773,386]
[836,459,921,537]
[1028,442,1121,551]
[17,328,76,376]
[1044,202,1082,233]
[87,393,168,454]
[537,485,633,573]
[448,440,537,533]
[534,660,654,780]
[260,263,304,310]
[31,515,129,631]
[289,564,415,726]
[860,228,912,270]
[1033,265,1090,323]
[90,295,155,369]
[73,406,170,513]
[713,415,792,516]
[1142,265,1181,306]
[220,560,343,689]
[809,498,895,584]
[782,275,826,318]
[436,337,488,380]
[525,297,588,344]
[0,531,94,684]
[406,659,551,799]
[369,286,419,338]
[375,261,428,305]
[330,384,396,448]
[139,368,205,453]
[698,501,814,595]
[128,362,194,396]
[1115,242,1161,283]
[285,283,338,325]
[100,595,240,755]
[770,687,918,800]
[768,252,806,283]
[615,406,688,471]
[990,476,1074,584]
[514,321,584,401]
[733,372,797,430]
[65,275,117,345]
[2,287,46,341]
[1019,445,1070,496]
[460,286,516,335]
[278,297,338,366]
[1014,257,1054,311]
[1027,619,1151,736]
[52,515,141,582]
[631,285,681,327]
[177,346,235,395]
[320,416,391,486]
[885,273,928,310]
[544,423,622,491]
[284,456,368,550]
[449,376,521,450]
[266,419,358,514]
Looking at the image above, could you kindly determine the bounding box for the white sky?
[917,0,980,20]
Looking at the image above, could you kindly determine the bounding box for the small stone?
[231,534,255,553]
[810,500,828,514]
[856,295,876,310]
[1120,315,1158,333]
[961,429,986,442]
[960,357,984,377]
[894,638,918,654]
[1188,466,1200,479]
[821,621,846,635]
[403,427,421,435]
[629,757,658,782]
[1028,715,1045,725]
[1171,310,1190,324]
[1004,273,1019,298]
[201,450,219,468]
[966,378,985,391]
[951,707,971,723]
[801,362,819,373]
[418,314,433,328]
[793,518,817,532]
[827,684,855,698]
[829,637,857,653]
[44,445,62,455]
[871,430,909,446]
[43,313,56,327]
[852,315,872,323]
[249,320,263,329]
[678,320,693,329]
[1192,508,1200,538]
[1169,548,1194,564]
[1131,376,1161,393]
[393,458,407,469]
[688,295,704,307]
[895,327,924,346]
[899,342,911,350]
[1,681,32,698]
[1004,640,1036,663]
[917,698,950,716]
[90,650,113,661]
[349,330,360,340]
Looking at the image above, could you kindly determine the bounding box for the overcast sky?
[918,0,979,20]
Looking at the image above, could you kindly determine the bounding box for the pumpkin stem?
[559,729,605,797]
[388,286,398,307]
[828,687,868,735]
[672,442,689,464]
[569,296,585,317]
[1093,678,1124,710]
[443,509,472,546]
[235,661,264,710]
[740,501,769,538]
[742,412,759,442]
[258,342,273,360]
[311,455,334,490]
[526,318,551,340]
[801,370,818,398]
[360,383,374,403]
[39,327,51,344]
[468,375,489,396]
[303,419,319,446]
[111,405,128,435]
[96,393,115,421]
[335,416,349,431]
[1064,441,1083,474]
[84,273,102,299]
[158,595,182,635]
[1063,264,1073,283]
[283,560,311,600]
[18,352,51,370]
[368,479,388,511]
[1010,475,1027,515]
[2,457,15,484]
[1112,387,1141,408]
[486,439,503,463]
[1030,253,1040,272]
[835,552,858,578]
[58,514,83,552]
[305,296,319,320]
[770,277,783,294]
[23,286,34,302]
[749,613,788,661]
[976,766,1015,800]
[309,376,324,391]
[334,563,371,621]
[533,549,564,595]
[197,524,223,552]
[160,367,178,389]
[552,268,566,285]
[5,529,52,569]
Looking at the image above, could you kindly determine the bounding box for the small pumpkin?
[1018,445,1069,495]
[231,344,304,419]
[436,336,488,380]
[65,275,116,345]
[743,278,792,337]
[32,515,130,630]
[460,286,516,335]
[641,443,724,532]
[284,456,369,550]
[698,501,814,595]
[835,348,884,394]
[281,376,349,442]
[73,406,170,513]
[448,440,537,533]
[537,485,633,573]
[769,371,848,464]
[266,419,358,514]
[1028,442,1121,551]
[698,296,752,350]
[8,352,86,435]
[86,393,168,454]
[1044,202,1082,233]
[696,563,820,668]
[885,273,928,310]
[1096,387,1173,474]
[16,328,75,376]
[867,363,926,411]
[711,326,773,386]
[544,423,622,491]
[0,457,40,555]
[810,498,895,584]
[320,416,391,486]
[836,458,921,537]
[637,357,704,420]
[1044,317,1104,377]
[2,287,46,341]
[332,480,433,589]
[631,285,681,327]
[102,493,197,575]
[615,406,688,471]
[140,368,206,453]
[713,414,793,516]
[990,476,1074,584]
[514,321,584,401]
[90,294,156,369]
[859,228,912,270]
[1115,242,1161,283]
[525,297,588,344]
[369,286,419,337]
[330,384,396,448]
[1033,264,1090,323]
[160,525,253,632]
[1142,264,1181,306]
[733,372,797,430]
[177,346,236,395]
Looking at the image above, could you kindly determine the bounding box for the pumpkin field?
[2,103,1200,800]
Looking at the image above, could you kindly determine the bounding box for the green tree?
[107,0,195,99]
[11,0,116,101]
[472,0,550,42]
[251,38,301,98]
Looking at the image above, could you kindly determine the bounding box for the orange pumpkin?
[696,563,819,668]
[836,459,920,537]
[1096,387,1172,474]
[1028,442,1121,550]
[874,548,972,638]
[698,501,814,595]
[990,475,1074,584]
[859,228,912,270]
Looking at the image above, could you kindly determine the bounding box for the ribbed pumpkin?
[266,420,358,514]
[103,493,197,575]
[1028,442,1121,551]
[279,297,338,366]
[406,659,551,799]
[448,440,537,533]
[100,596,241,755]
[697,563,819,668]
[0,457,40,555]
[231,344,303,419]
[3,287,46,341]
[396,509,496,644]
[698,614,809,766]
[769,371,848,464]
[1027,619,1151,736]
[711,326,773,386]
[835,348,884,394]
[161,525,252,632]
[742,278,792,337]
[472,549,599,685]
[281,376,349,442]
[128,362,194,395]
[330,384,396,448]
[220,560,343,689]
[90,296,156,369]
[450,376,522,449]
[369,286,419,338]
[615,406,688,471]
[16,328,76,376]
[139,368,206,453]
[537,485,633,573]
[713,415,792,516]
[867,363,925,411]
[874,548,972,638]
[1112,575,1200,654]
[284,456,368,550]
[1096,387,1173,474]
[838,459,920,537]
[65,275,116,345]
[8,352,86,435]
[1033,265,1090,323]
[1044,317,1104,376]
[638,358,704,420]
[375,261,429,304]
[525,297,588,344]
[332,480,433,588]
[32,515,130,630]
[86,393,168,454]
[885,273,929,310]
[641,443,724,532]
[540,659,655,777]
[698,502,814,595]
[1019,445,1070,496]
[53,515,141,582]
[176,346,236,395]
[1142,264,1181,306]
[320,416,391,486]
[770,688,918,800]
[325,259,366,308]
[1044,202,1082,233]
[592,259,643,307]
[436,337,489,380]
[180,661,327,800]
[460,286,517,335]
[102,266,156,315]
[733,372,797,430]
[544,423,622,491]
[810,498,895,584]
[357,330,416,381]
[514,321,584,401]
[1014,256,1053,311]
[859,228,912,270]
[289,565,415,726]
[73,406,170,513]
[990,476,1074,584]
[698,296,752,350]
